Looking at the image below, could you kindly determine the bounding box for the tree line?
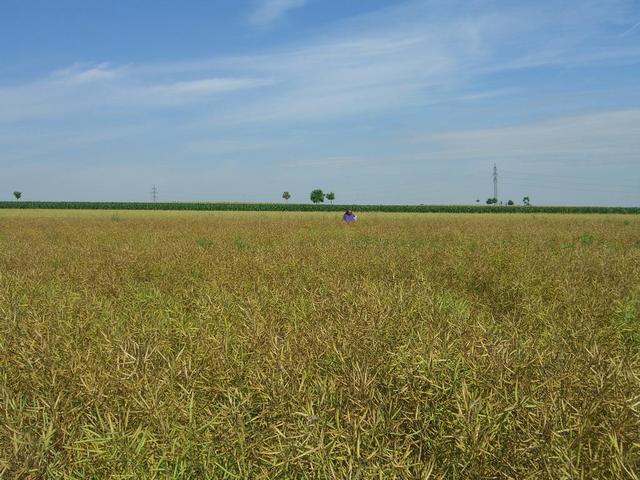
[482,196,531,206]
[282,189,336,204]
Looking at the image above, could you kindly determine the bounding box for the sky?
[1,0,639,206]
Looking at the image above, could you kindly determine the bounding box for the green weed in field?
[195,237,214,249]
[579,232,595,245]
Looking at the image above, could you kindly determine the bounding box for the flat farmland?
[1,210,639,478]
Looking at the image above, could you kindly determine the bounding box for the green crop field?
[1,201,638,215]
[1,210,639,478]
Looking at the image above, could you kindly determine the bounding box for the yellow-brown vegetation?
[1,210,639,478]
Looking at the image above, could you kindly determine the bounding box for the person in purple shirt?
[342,209,357,222]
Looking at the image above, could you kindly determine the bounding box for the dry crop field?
[1,210,639,479]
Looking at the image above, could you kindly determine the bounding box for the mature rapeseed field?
[1,210,639,478]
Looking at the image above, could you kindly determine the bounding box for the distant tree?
[507,200,514,206]
[326,192,335,204]
[13,191,22,200]
[523,196,531,206]
[310,189,325,204]
[486,197,497,205]
[476,199,480,203]
[282,191,291,202]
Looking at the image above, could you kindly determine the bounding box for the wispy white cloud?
[249,0,307,25]
[207,0,640,124]
[619,20,640,37]
[3,1,639,124]
[146,77,274,95]
[50,62,123,83]
[186,138,289,154]
[0,64,272,120]
[419,109,640,166]
[280,156,367,168]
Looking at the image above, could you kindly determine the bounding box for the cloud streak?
[0,65,273,121]
[249,0,307,25]
[2,0,639,124]
[422,109,640,165]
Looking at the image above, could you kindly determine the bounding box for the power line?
[151,185,158,202]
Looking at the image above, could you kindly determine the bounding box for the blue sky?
[1,0,639,205]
